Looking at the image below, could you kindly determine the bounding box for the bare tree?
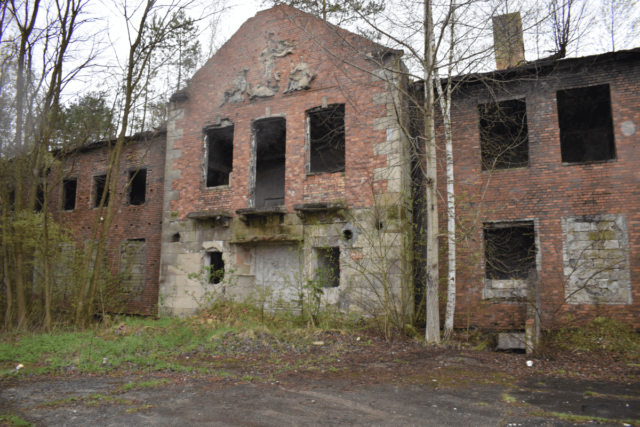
[74,0,211,327]
[599,0,639,51]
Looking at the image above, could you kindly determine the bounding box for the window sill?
[561,158,617,166]
[481,166,529,173]
[206,184,231,190]
[306,171,346,177]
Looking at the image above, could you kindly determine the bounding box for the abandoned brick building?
[439,45,640,330]
[49,131,167,315]
[53,5,640,331]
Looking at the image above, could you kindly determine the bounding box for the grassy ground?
[0,302,364,378]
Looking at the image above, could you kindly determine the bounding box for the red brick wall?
[441,56,640,330]
[49,134,166,315]
[168,5,390,218]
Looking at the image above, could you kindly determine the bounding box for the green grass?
[531,410,640,426]
[121,379,170,391]
[41,394,131,407]
[545,316,640,353]
[584,390,640,400]
[0,415,33,426]
[0,301,357,377]
[502,393,516,403]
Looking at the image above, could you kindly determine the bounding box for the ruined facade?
[51,6,640,331]
[158,5,409,317]
[49,132,166,315]
[442,48,640,329]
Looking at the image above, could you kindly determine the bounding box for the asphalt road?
[2,375,638,426]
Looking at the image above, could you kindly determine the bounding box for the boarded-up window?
[120,239,146,298]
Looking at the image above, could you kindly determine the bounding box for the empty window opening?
[207,252,225,284]
[35,185,44,212]
[254,118,286,208]
[120,239,146,297]
[484,222,536,280]
[478,99,529,170]
[342,229,353,241]
[317,247,340,288]
[308,104,346,173]
[63,179,77,211]
[557,84,615,164]
[171,233,180,243]
[129,169,146,205]
[206,126,234,187]
[94,175,109,208]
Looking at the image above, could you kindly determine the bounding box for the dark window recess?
[94,175,109,208]
[308,104,346,173]
[35,186,45,212]
[478,99,529,170]
[129,169,146,205]
[484,222,536,280]
[317,247,340,288]
[206,126,234,187]
[254,118,286,207]
[63,179,77,210]
[557,84,615,164]
[171,233,180,243]
[208,252,225,284]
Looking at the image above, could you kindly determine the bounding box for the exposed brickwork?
[166,5,391,219]
[49,134,166,315]
[440,54,640,330]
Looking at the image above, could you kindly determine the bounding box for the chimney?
[492,12,525,70]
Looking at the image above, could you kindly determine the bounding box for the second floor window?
[557,84,615,164]
[63,179,77,210]
[478,99,529,171]
[308,104,346,174]
[129,169,146,205]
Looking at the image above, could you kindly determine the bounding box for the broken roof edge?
[52,129,167,157]
[412,47,640,89]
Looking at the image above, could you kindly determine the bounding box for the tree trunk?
[423,0,440,344]
[2,191,12,331]
[440,8,456,341]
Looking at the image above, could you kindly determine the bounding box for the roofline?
[53,129,167,156]
[412,47,640,89]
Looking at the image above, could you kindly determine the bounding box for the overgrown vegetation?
[0,301,365,377]
[543,316,640,353]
